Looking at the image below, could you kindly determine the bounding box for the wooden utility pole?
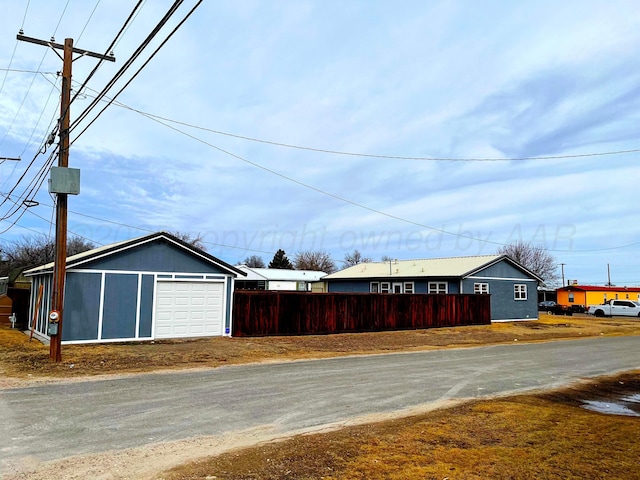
[17,34,115,362]
[49,38,73,362]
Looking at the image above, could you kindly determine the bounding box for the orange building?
[556,285,640,308]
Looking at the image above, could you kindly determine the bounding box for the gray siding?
[327,281,370,293]
[139,274,154,338]
[490,280,537,320]
[62,272,101,341]
[473,260,532,280]
[328,279,459,294]
[465,259,539,320]
[81,240,226,274]
[102,273,138,339]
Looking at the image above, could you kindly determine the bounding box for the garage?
[25,232,244,344]
[155,281,224,338]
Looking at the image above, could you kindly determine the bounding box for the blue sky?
[0,0,638,286]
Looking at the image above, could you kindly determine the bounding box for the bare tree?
[497,240,559,287]
[293,250,336,273]
[169,231,206,250]
[381,255,393,262]
[343,249,373,267]
[242,255,265,268]
[0,235,95,276]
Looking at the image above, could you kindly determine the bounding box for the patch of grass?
[163,373,640,480]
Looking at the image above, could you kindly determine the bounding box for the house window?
[474,283,489,294]
[370,282,379,293]
[380,282,391,293]
[428,282,448,294]
[514,284,527,300]
[404,282,414,294]
[568,293,574,303]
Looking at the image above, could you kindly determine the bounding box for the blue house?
[24,232,244,344]
[322,255,541,321]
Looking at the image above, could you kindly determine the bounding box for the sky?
[0,0,638,286]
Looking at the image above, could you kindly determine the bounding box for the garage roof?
[24,231,245,277]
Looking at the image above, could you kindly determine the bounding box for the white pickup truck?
[586,300,640,317]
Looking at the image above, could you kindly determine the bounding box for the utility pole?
[560,263,566,287]
[17,34,115,362]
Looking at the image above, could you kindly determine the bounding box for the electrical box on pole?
[49,167,80,195]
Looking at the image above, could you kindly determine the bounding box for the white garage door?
[154,281,224,339]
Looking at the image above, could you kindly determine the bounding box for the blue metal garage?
[25,231,244,344]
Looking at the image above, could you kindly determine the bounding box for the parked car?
[539,301,577,316]
[538,300,557,311]
[586,300,640,317]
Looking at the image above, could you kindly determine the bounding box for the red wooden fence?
[232,292,491,336]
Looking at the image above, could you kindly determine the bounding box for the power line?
[0,0,71,150]
[69,0,146,109]
[0,192,274,255]
[71,1,203,145]
[70,0,187,134]
[76,0,101,43]
[19,75,60,156]
[61,82,640,253]
[0,67,57,74]
[89,100,640,162]
[133,111,640,254]
[0,0,31,98]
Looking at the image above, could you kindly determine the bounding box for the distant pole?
[17,34,115,362]
[560,263,565,287]
[607,263,611,287]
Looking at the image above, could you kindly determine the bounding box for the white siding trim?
[67,269,228,278]
[467,276,538,282]
[150,274,158,340]
[62,335,152,345]
[491,317,536,323]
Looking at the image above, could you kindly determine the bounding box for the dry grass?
[1,314,640,381]
[162,372,640,480]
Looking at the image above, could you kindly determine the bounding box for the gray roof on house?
[323,255,542,281]
[24,231,245,277]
